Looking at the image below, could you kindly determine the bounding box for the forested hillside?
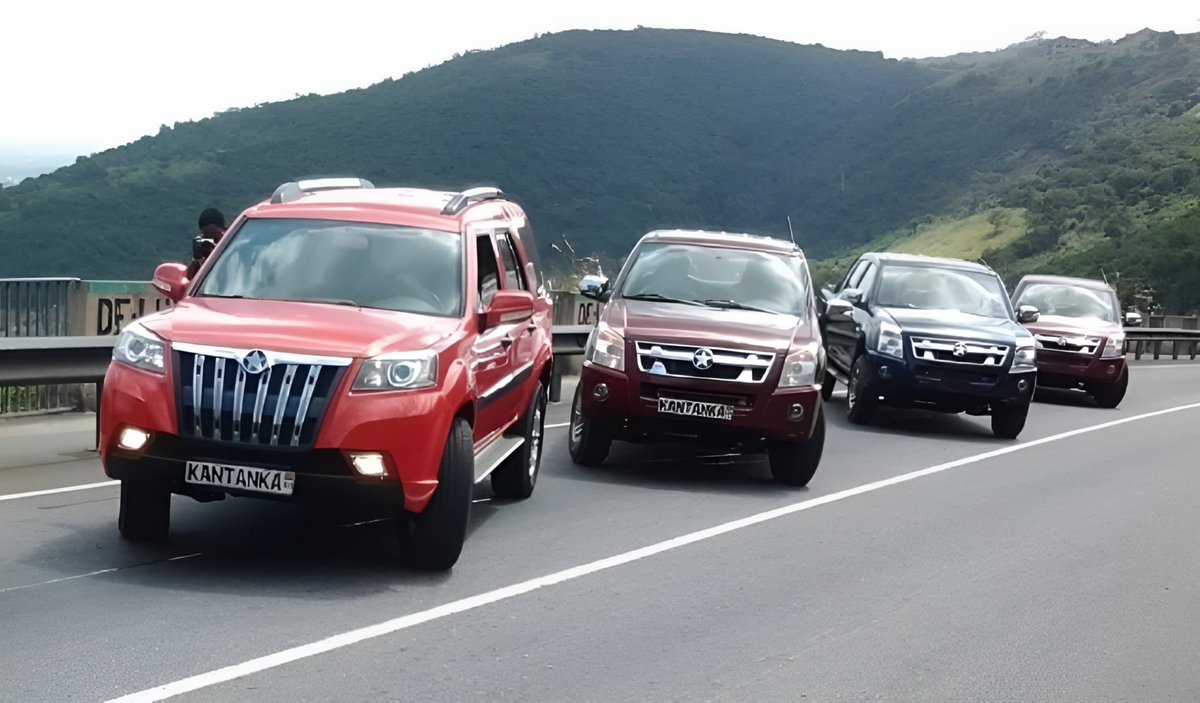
[1,28,1198,310]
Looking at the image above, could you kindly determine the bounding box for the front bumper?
[579,362,821,445]
[1035,350,1126,389]
[99,361,454,512]
[859,350,1035,411]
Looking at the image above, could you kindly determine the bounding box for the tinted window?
[875,264,1010,319]
[496,234,527,291]
[1015,283,1119,323]
[199,218,462,317]
[477,235,500,307]
[619,243,812,315]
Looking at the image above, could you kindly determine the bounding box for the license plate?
[658,397,734,421]
[185,460,295,496]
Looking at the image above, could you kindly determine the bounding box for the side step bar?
[473,435,525,484]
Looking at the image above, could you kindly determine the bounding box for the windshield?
[198,218,463,317]
[875,264,1011,319]
[618,242,811,315]
[1014,283,1119,324]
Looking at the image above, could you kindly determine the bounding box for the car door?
[494,229,541,398]
[471,229,522,444]
[824,259,873,376]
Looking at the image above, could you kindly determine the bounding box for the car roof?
[1014,274,1115,292]
[639,229,803,256]
[864,252,993,274]
[241,186,522,232]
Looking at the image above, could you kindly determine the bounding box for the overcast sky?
[4,0,1198,153]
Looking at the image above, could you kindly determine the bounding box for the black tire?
[118,482,171,542]
[991,403,1029,439]
[491,382,547,499]
[820,368,835,401]
[1090,368,1128,409]
[767,405,825,487]
[846,355,878,425]
[568,384,611,466]
[403,418,473,570]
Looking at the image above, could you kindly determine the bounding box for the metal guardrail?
[1124,328,1200,360]
[1,278,84,414]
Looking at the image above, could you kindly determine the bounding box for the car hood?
[138,298,460,358]
[608,299,809,353]
[883,307,1030,344]
[1022,315,1122,338]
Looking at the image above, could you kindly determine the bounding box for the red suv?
[1011,274,1130,408]
[99,178,554,569]
[568,230,825,486]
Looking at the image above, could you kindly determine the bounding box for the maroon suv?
[1011,275,1130,408]
[568,230,825,486]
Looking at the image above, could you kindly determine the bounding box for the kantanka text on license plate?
[185,461,295,496]
[657,397,735,421]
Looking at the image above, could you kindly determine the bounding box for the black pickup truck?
[819,253,1038,439]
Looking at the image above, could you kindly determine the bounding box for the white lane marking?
[109,400,1200,703]
[0,480,117,502]
[0,553,202,594]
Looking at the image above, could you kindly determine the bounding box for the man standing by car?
[187,208,226,277]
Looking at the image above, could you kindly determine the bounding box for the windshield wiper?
[279,297,361,307]
[622,292,706,307]
[699,299,779,314]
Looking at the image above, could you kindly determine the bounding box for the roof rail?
[270,176,374,204]
[441,186,503,215]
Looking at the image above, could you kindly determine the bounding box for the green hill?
[1,27,1199,311]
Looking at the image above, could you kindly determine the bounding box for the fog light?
[349,452,387,477]
[1017,379,1030,392]
[788,403,805,422]
[1106,365,1116,376]
[593,383,610,401]
[117,427,150,451]
[878,365,891,378]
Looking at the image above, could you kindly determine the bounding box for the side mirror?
[820,285,835,302]
[579,275,611,302]
[484,289,535,329]
[1124,311,1143,327]
[152,262,190,303]
[842,288,863,306]
[826,298,855,321]
[1017,304,1040,324]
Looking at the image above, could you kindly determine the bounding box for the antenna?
[1099,267,1109,286]
[786,216,796,245]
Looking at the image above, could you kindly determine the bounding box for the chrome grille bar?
[251,365,273,440]
[212,357,226,438]
[192,354,204,436]
[231,364,247,439]
[270,364,298,446]
[290,365,323,446]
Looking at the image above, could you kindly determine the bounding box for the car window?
[843,260,868,291]
[476,234,501,308]
[875,264,1010,319]
[1015,283,1118,323]
[198,218,462,317]
[619,242,811,315]
[858,262,879,297]
[495,233,528,291]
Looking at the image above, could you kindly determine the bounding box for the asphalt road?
[2,359,1198,702]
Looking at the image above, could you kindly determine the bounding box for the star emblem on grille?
[240,349,270,375]
[952,342,968,358]
[692,348,715,370]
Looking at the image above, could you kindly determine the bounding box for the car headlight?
[779,342,820,388]
[112,324,166,374]
[353,351,438,391]
[585,322,625,372]
[1101,334,1125,358]
[1012,345,1037,371]
[877,320,904,359]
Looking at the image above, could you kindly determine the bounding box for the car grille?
[175,345,350,447]
[1034,333,1100,355]
[910,337,1009,366]
[635,341,775,383]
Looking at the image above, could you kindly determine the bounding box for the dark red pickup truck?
[567,230,826,486]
